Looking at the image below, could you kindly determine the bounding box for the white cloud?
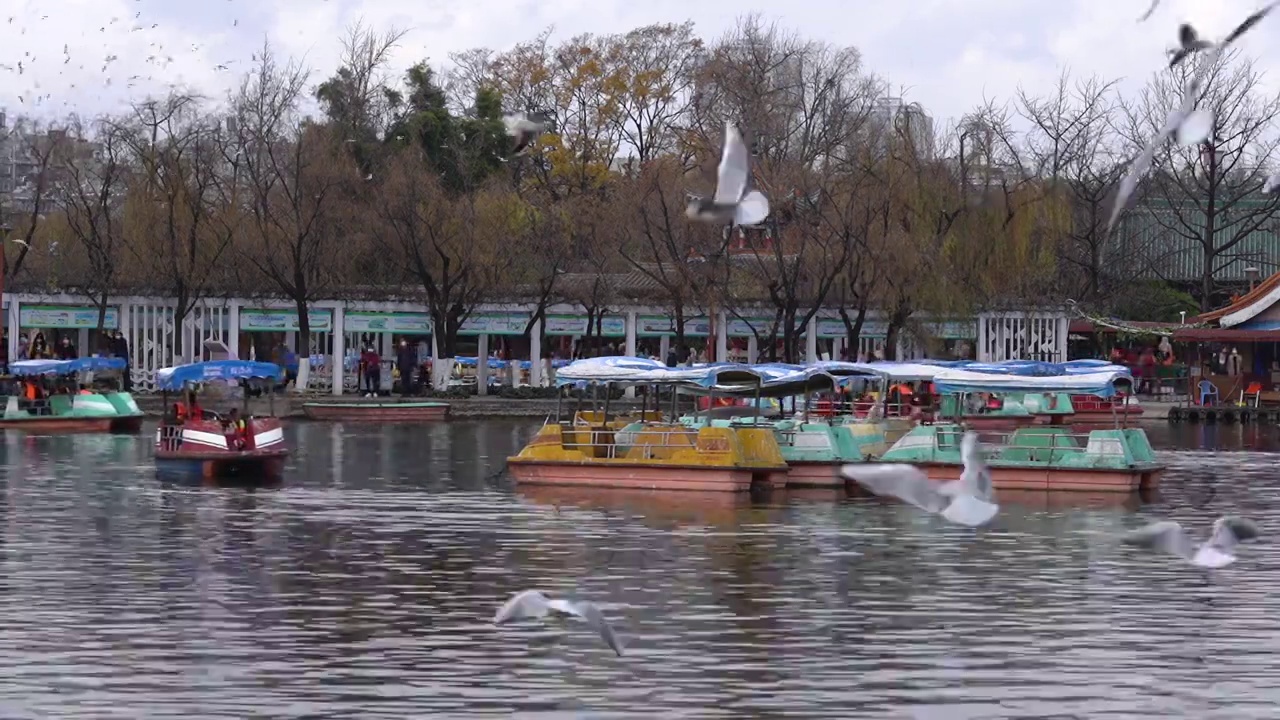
[1,0,1277,129]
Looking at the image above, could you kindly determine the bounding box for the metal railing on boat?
[558,424,701,461]
[904,427,1143,465]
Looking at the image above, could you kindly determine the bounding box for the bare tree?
[118,93,236,360]
[617,157,713,352]
[375,151,502,365]
[1,116,70,280]
[1016,72,1148,304]
[1119,51,1280,310]
[315,21,408,172]
[683,16,876,359]
[57,117,132,344]
[233,43,356,379]
[602,22,703,164]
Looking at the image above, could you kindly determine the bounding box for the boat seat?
[49,395,73,416]
[623,425,697,461]
[1083,435,1127,464]
[1001,428,1079,463]
[582,426,614,458]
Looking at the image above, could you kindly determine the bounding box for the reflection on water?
[0,420,1276,717]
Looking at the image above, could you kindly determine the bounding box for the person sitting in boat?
[223,408,248,450]
[174,392,204,424]
[887,382,913,414]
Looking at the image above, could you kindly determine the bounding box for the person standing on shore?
[361,346,381,397]
[110,330,132,391]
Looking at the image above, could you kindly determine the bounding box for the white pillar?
[529,318,543,387]
[659,335,670,362]
[623,311,637,397]
[806,315,819,362]
[747,334,758,363]
[716,309,728,362]
[6,297,17,362]
[227,300,240,360]
[476,333,489,396]
[331,306,345,396]
[625,310,637,356]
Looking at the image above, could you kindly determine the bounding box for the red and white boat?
[153,360,290,483]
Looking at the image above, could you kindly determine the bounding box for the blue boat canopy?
[9,357,127,377]
[932,367,1133,397]
[854,361,950,381]
[710,361,882,396]
[155,360,285,391]
[555,356,763,388]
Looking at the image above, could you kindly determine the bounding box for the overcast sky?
[1,0,1278,128]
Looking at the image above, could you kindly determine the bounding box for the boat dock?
[1166,404,1280,423]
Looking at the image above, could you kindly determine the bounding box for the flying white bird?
[841,431,999,527]
[502,112,551,156]
[493,589,624,655]
[685,122,770,228]
[1106,4,1279,237]
[1167,23,1214,68]
[1121,516,1259,568]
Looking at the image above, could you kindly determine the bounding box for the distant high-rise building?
[866,97,935,160]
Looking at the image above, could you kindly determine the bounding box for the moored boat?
[1068,394,1144,424]
[684,361,892,488]
[301,400,450,422]
[506,357,790,492]
[153,360,289,484]
[3,357,143,434]
[875,365,1161,493]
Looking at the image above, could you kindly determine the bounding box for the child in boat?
[223,408,248,450]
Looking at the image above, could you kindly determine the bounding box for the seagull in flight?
[1107,3,1279,238]
[685,122,770,228]
[493,589,624,655]
[502,111,551,156]
[1121,516,1259,568]
[841,431,999,527]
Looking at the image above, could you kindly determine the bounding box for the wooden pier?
[1167,404,1280,423]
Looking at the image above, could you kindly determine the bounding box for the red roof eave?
[1172,328,1280,342]
[1195,270,1280,323]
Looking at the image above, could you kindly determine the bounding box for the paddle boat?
[153,360,289,483]
[682,361,891,487]
[875,364,1161,493]
[3,357,144,434]
[506,357,790,492]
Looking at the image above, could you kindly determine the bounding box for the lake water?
[0,421,1278,718]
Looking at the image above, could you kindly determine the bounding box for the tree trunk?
[96,298,109,354]
[883,305,913,361]
[172,283,190,362]
[839,302,867,360]
[294,297,311,392]
[783,306,799,363]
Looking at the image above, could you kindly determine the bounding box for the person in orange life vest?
[887,383,913,413]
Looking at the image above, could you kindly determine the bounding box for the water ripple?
[0,421,1272,717]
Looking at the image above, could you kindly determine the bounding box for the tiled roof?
[1195,270,1280,323]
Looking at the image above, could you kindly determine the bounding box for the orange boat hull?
[907,462,1160,493]
[507,460,787,492]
